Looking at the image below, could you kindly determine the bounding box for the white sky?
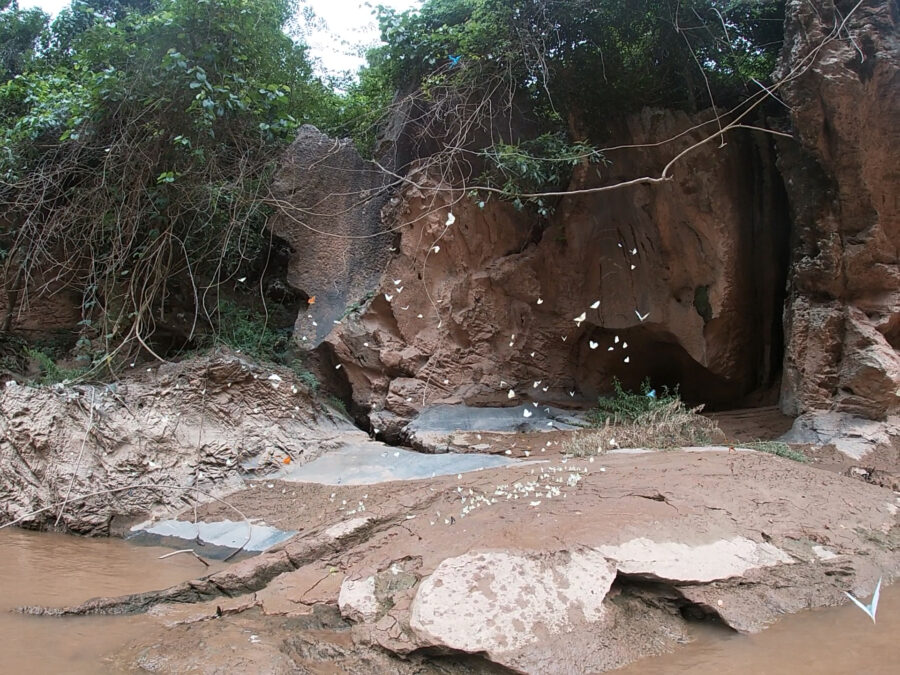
[17,0,421,75]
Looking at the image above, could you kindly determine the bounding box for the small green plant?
[570,378,724,453]
[291,364,319,393]
[589,378,676,425]
[210,300,287,363]
[326,395,351,419]
[341,290,375,319]
[739,440,808,463]
[25,347,86,385]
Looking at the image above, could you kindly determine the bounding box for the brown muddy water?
[0,528,898,674]
[0,528,226,674]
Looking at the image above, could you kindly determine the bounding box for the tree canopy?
[0,0,337,365]
[0,0,787,369]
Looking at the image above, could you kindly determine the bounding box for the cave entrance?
[578,131,792,413]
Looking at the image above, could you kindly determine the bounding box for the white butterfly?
[622,342,628,349]
[635,309,650,322]
[590,300,600,309]
[384,293,393,301]
[623,357,630,363]
[530,351,536,358]
[401,305,410,310]
[607,347,614,351]
[533,381,541,388]
[532,402,539,407]
[536,298,544,305]
[508,389,516,399]
[631,247,637,255]
[396,286,403,293]
[568,391,575,397]
[432,245,440,253]
[630,264,636,270]
[614,335,620,344]
[389,247,397,252]
[446,212,456,226]
[417,313,424,318]
[335,364,342,369]
[394,279,402,285]
[617,242,623,248]
[500,380,508,386]
[523,409,533,418]
[312,321,318,326]
[561,336,568,342]
[443,379,449,384]
[542,386,548,392]
[589,341,598,350]
[237,277,247,283]
[574,312,586,326]
[845,577,882,623]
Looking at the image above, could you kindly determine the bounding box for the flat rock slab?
[410,550,616,660]
[130,519,296,553]
[276,442,517,485]
[598,536,794,583]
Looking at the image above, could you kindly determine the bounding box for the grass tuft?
[738,440,807,462]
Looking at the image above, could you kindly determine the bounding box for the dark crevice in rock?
[611,574,738,632]
[405,647,522,674]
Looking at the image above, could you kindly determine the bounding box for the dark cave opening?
[576,131,793,413]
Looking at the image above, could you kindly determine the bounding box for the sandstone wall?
[776,0,899,418]
[297,109,790,435]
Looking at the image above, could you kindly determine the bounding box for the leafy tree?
[343,0,785,211]
[0,0,337,364]
[0,1,49,80]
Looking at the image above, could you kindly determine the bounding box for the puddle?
[0,527,226,674]
[616,584,900,674]
[129,518,296,554]
[276,442,518,485]
[406,404,585,433]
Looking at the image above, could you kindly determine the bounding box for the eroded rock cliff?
[286,109,790,436]
[777,0,900,418]
[270,0,899,430]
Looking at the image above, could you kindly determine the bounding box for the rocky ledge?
[28,441,898,674]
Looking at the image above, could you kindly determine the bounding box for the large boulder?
[267,125,394,347]
[317,108,789,430]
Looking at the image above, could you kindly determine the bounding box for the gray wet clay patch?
[131,519,296,552]
[406,404,585,434]
[276,442,517,485]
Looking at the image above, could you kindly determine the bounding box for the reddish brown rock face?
[317,109,790,430]
[776,0,900,418]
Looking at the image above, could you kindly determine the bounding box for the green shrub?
[209,300,287,363]
[588,377,676,425]
[292,364,319,393]
[569,378,724,453]
[25,347,86,384]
